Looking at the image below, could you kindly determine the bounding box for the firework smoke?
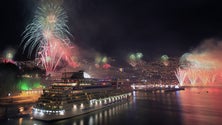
[178,39,222,86]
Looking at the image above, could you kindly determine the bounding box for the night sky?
[1,0,222,61]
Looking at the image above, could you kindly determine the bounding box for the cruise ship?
[32,71,132,121]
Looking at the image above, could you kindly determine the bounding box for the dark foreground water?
[1,87,222,125]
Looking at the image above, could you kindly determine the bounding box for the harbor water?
[1,87,222,125]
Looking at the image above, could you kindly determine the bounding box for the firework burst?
[22,3,71,56]
[21,2,78,73]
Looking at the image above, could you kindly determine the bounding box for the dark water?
[1,87,222,125]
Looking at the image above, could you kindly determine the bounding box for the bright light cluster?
[161,54,169,66]
[83,72,91,78]
[72,93,131,111]
[94,55,111,69]
[33,108,65,116]
[128,52,144,67]
[131,84,181,90]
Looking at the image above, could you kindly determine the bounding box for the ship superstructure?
[32,71,132,121]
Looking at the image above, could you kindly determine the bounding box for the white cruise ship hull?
[32,92,132,121]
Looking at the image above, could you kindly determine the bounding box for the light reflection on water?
[2,87,222,125]
[25,102,131,125]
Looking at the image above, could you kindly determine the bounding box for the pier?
[131,84,185,93]
[0,92,41,118]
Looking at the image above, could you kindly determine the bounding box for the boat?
[32,71,132,121]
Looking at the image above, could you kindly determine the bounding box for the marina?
[2,87,222,125]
